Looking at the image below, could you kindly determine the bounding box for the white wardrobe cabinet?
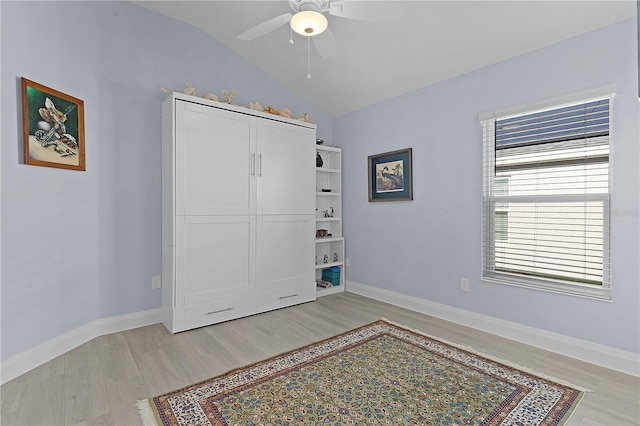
[162,93,316,333]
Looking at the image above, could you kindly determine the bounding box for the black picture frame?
[368,148,413,202]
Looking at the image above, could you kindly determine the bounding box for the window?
[481,93,611,300]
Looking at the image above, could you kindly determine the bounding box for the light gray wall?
[335,18,639,354]
[2,1,637,362]
[0,1,331,360]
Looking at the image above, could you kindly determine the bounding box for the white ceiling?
[133,1,637,117]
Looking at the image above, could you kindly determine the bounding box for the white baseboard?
[3,285,638,382]
[0,308,162,385]
[346,280,640,377]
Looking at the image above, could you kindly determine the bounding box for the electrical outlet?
[345,257,350,267]
[152,275,161,289]
[460,278,470,292]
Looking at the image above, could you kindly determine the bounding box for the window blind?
[482,97,611,299]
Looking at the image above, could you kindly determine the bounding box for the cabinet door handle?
[205,307,233,315]
[258,153,262,177]
[251,153,256,176]
[279,293,298,300]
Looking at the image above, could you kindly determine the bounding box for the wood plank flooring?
[2,292,639,425]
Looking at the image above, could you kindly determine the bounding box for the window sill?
[482,273,612,302]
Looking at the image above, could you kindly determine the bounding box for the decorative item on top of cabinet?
[222,89,238,104]
[315,145,345,296]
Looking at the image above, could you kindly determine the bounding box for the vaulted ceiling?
[133,1,637,117]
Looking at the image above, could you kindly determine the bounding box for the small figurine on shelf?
[202,93,218,101]
[160,82,196,96]
[297,112,312,123]
[323,254,329,264]
[182,83,196,96]
[249,101,264,111]
[222,89,238,104]
[279,107,294,118]
[316,152,324,168]
[333,252,338,262]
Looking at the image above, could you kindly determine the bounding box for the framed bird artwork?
[368,148,413,202]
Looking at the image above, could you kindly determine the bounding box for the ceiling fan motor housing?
[289,0,330,13]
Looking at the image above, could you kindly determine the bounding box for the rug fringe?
[379,317,593,393]
[137,398,159,426]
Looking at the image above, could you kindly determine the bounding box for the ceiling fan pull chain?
[307,36,311,79]
[289,27,294,45]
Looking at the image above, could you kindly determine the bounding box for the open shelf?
[315,261,344,270]
[315,146,344,297]
[316,236,344,244]
[316,284,344,296]
[316,167,340,173]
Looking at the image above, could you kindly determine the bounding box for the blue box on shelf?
[322,266,341,286]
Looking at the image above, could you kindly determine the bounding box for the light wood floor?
[2,292,639,425]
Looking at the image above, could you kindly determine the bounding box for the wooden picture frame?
[368,148,413,202]
[21,78,85,171]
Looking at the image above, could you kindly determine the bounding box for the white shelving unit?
[315,145,345,296]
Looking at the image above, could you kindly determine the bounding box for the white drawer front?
[182,295,255,331]
[256,284,315,313]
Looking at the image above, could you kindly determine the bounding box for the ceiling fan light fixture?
[290,10,328,36]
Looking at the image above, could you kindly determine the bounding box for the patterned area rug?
[138,319,586,426]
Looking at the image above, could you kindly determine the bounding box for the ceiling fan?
[238,0,400,59]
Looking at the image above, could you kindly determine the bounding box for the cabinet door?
[256,215,315,291]
[256,120,315,215]
[176,100,256,216]
[176,216,255,305]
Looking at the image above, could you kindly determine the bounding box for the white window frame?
[480,85,615,301]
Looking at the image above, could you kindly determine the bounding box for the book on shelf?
[316,280,333,289]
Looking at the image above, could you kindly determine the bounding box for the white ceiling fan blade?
[238,13,292,41]
[329,1,404,21]
[312,27,338,59]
